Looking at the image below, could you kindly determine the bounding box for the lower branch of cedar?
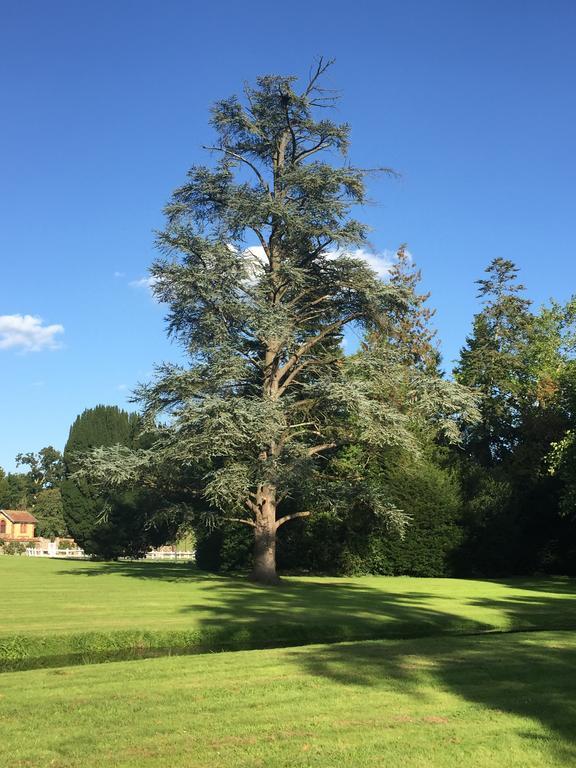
[224,517,256,527]
[275,510,311,528]
[307,442,337,456]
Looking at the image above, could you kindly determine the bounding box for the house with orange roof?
[0,509,38,541]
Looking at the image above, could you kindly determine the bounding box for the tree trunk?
[249,484,281,585]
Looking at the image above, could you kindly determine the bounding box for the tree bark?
[248,484,281,585]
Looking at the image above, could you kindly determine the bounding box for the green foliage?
[1,541,27,555]
[198,445,464,577]
[77,63,478,582]
[378,245,441,373]
[342,450,463,577]
[16,446,64,492]
[0,449,68,540]
[0,471,32,509]
[195,523,253,572]
[62,406,174,559]
[33,488,68,539]
[455,258,534,465]
[450,258,576,576]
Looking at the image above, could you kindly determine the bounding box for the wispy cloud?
[114,271,125,278]
[0,314,64,352]
[337,248,397,278]
[243,245,400,279]
[130,276,157,291]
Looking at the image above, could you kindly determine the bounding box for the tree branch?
[307,442,337,456]
[295,138,330,163]
[304,57,335,98]
[203,146,271,197]
[224,517,256,527]
[245,498,259,515]
[278,87,298,164]
[248,228,271,263]
[277,314,359,384]
[277,359,313,396]
[275,510,312,528]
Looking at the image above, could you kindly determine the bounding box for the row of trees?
[73,63,576,583]
[455,259,576,575]
[1,406,179,559]
[5,64,576,582]
[4,255,576,576]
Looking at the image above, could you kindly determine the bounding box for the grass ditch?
[5,614,576,673]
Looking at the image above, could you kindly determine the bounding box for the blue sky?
[1,0,576,472]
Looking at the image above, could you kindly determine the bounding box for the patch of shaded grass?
[2,631,576,767]
[2,557,576,671]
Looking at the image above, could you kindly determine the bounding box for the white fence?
[24,547,194,560]
[26,547,88,558]
[144,550,195,560]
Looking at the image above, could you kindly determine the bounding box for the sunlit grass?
[2,631,576,767]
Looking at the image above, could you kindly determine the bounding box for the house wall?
[0,516,14,538]
[0,515,35,540]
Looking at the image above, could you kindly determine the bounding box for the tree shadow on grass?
[288,631,576,762]
[58,560,212,583]
[28,562,576,756]
[59,561,576,647]
[184,574,576,758]
[180,573,576,650]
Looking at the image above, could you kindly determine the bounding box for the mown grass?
[2,630,576,767]
[2,557,576,671]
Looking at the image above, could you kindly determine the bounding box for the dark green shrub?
[195,523,253,572]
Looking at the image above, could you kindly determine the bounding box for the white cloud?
[130,276,157,290]
[0,315,64,352]
[243,245,267,263]
[114,271,125,278]
[244,245,412,280]
[339,248,396,278]
[242,246,267,281]
[243,245,403,280]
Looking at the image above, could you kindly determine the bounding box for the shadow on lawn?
[36,562,576,755]
[60,561,576,645]
[182,569,576,756]
[288,632,576,761]
[59,560,215,582]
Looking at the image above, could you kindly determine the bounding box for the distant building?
[0,509,38,541]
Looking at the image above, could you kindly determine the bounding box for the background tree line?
[4,64,576,578]
[1,406,180,557]
[194,256,576,578]
[4,254,575,576]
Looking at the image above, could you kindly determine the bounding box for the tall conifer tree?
[455,258,533,465]
[62,406,147,557]
[81,63,477,583]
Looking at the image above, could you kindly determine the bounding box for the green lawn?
[2,557,576,670]
[2,631,576,767]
